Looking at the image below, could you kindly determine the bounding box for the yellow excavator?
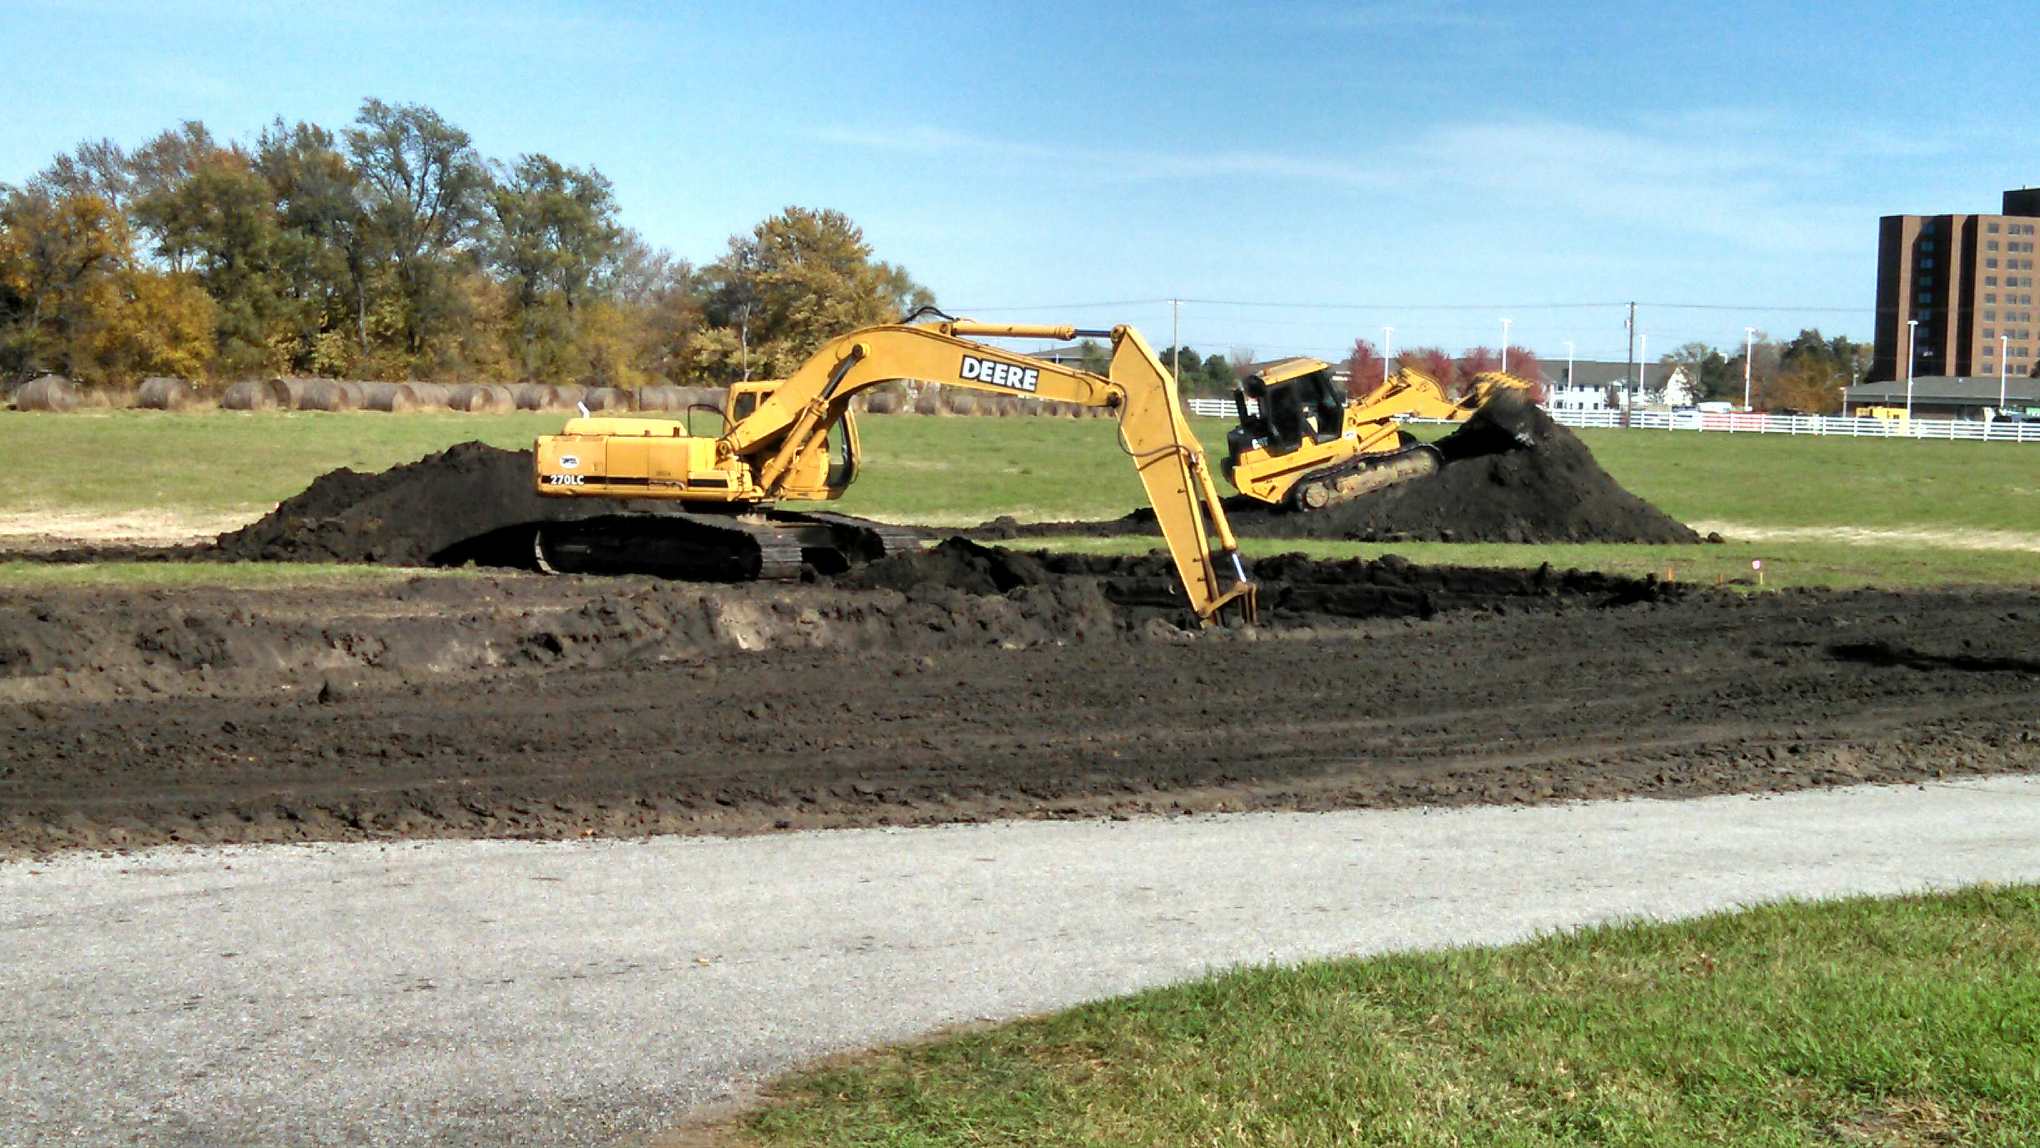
[1223,358,1534,511]
[533,317,1257,624]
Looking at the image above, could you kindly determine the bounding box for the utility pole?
[1383,325,1395,385]
[1170,298,1180,381]
[1639,333,1648,407]
[1564,339,1575,409]
[1743,326,1755,410]
[1624,302,1637,413]
[1501,317,1512,373]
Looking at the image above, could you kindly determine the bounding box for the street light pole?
[1383,325,1394,385]
[2003,334,2012,413]
[1905,318,1918,421]
[1500,318,1512,373]
[1743,326,1755,409]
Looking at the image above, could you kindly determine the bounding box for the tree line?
[0,100,931,389]
[1659,330,1868,412]
[1341,339,1545,398]
[1333,329,1873,412]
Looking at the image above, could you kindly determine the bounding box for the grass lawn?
[1,408,2035,590]
[736,884,2040,1147]
[0,408,564,519]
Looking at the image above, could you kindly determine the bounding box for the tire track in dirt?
[3,572,2035,855]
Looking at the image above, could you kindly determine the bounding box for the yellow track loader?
[1222,359,1534,511]
[534,317,1257,625]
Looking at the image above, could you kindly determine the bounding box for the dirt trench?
[2,565,2035,855]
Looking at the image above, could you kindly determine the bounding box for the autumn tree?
[131,134,293,374]
[1401,346,1455,391]
[344,99,490,369]
[692,207,930,381]
[489,154,625,380]
[255,119,365,373]
[1502,345,1544,399]
[0,183,212,384]
[1343,337,1384,394]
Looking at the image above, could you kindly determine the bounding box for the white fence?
[1182,397,2040,443]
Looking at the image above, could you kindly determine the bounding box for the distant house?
[1843,375,2040,420]
[1539,359,1692,410]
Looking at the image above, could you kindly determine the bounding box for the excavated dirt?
[983,400,1700,544]
[2,559,2036,855]
[210,441,675,566]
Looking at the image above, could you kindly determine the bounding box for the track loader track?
[531,510,923,582]
[1284,442,1444,512]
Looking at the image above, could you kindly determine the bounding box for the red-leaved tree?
[1504,345,1545,401]
[1403,346,1456,392]
[1343,338,1385,396]
[1457,346,1501,397]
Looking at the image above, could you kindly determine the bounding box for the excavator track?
[1284,442,1444,512]
[530,510,922,582]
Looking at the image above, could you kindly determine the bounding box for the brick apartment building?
[1871,187,2040,382]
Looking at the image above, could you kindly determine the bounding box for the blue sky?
[2,0,2030,362]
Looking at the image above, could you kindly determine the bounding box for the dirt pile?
[1239,398,1700,543]
[845,537,1683,626]
[982,399,1698,545]
[210,442,661,566]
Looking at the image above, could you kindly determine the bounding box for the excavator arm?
[723,321,1255,624]
[533,319,1257,625]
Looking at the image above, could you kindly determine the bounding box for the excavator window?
[731,390,759,421]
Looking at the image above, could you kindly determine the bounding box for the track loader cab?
[1223,358,1348,481]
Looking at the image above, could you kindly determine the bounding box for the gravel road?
[5,777,2040,1146]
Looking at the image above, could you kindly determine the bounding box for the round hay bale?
[582,386,628,412]
[446,384,506,413]
[403,382,449,407]
[995,396,1023,417]
[547,384,586,411]
[14,375,79,412]
[274,376,320,407]
[512,383,551,410]
[296,379,357,411]
[359,382,421,413]
[136,376,196,410]
[653,385,697,412]
[220,379,284,410]
[943,391,978,416]
[913,385,943,416]
[866,391,902,415]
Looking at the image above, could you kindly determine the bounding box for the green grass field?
[737,885,2040,1147]
[2,408,2036,589]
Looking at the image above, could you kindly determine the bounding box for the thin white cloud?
[816,111,1918,255]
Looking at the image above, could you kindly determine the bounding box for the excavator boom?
[535,320,1257,625]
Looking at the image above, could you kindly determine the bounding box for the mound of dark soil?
[845,537,1683,626]
[980,399,1698,545]
[210,442,659,565]
[1236,399,1699,543]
